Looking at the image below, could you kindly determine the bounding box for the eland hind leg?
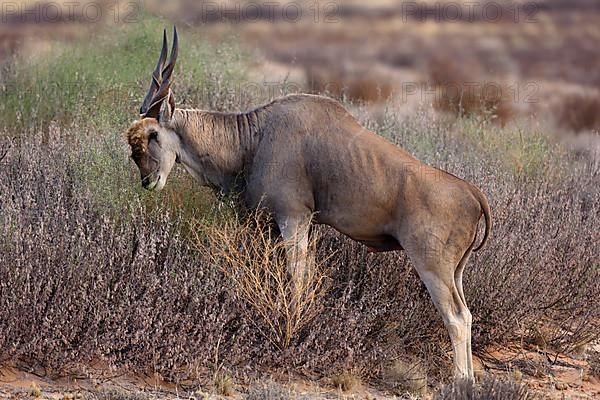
[453,243,476,376]
[398,231,475,379]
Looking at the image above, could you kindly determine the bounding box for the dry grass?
[162,0,600,135]
[214,371,235,396]
[0,110,598,385]
[29,383,42,398]
[193,210,328,350]
[83,389,153,400]
[434,375,533,400]
[589,351,600,378]
[246,381,295,400]
[331,371,361,392]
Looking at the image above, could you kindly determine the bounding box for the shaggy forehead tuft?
[126,120,145,149]
[126,119,155,154]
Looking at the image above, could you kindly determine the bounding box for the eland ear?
[159,90,176,123]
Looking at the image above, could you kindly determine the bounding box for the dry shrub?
[194,210,327,350]
[383,358,427,397]
[526,324,553,349]
[427,55,514,124]
[555,90,600,133]
[464,165,600,353]
[0,108,598,386]
[434,375,533,400]
[0,133,245,379]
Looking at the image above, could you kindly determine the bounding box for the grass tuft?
[214,371,235,397]
[383,358,427,397]
[29,382,42,398]
[194,209,328,350]
[331,371,361,392]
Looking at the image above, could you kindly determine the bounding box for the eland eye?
[148,130,158,142]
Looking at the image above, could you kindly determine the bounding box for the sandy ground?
[0,365,390,399]
[1,345,600,399]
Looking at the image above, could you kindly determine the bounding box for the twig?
[0,142,10,162]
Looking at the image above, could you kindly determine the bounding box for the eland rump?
[126,27,492,379]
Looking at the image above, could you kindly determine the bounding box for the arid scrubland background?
[0,0,599,399]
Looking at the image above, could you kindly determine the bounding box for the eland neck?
[171,108,263,193]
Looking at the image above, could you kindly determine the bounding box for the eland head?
[126,27,179,191]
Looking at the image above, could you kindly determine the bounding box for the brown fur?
[126,118,159,155]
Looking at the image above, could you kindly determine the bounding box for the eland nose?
[142,175,160,190]
[141,175,153,189]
